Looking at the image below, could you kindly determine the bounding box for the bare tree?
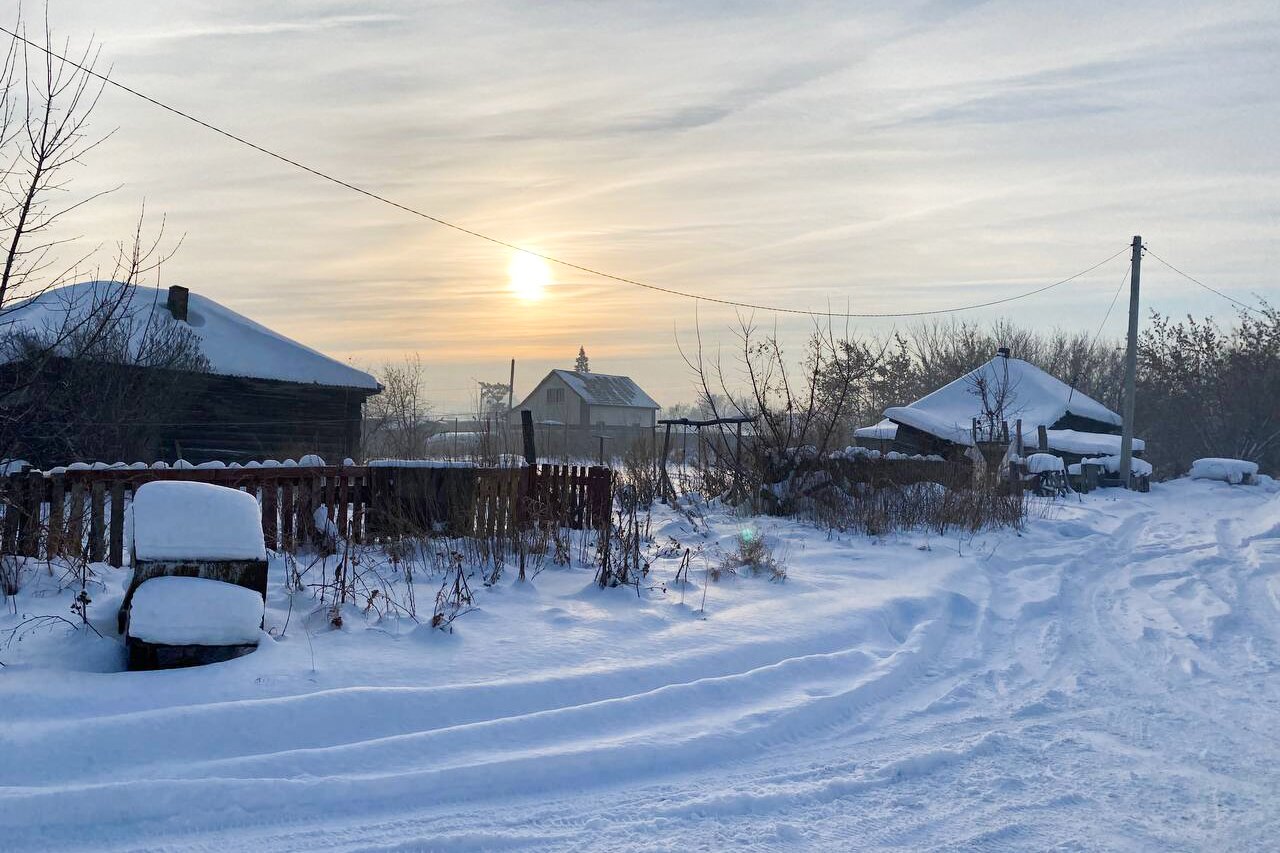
[0,10,113,316]
[363,353,432,459]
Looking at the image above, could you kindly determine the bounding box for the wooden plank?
[47,474,65,558]
[19,471,43,557]
[281,480,295,552]
[67,478,85,557]
[351,473,365,543]
[336,470,350,539]
[262,483,279,551]
[89,480,106,563]
[1,474,21,555]
[108,481,126,567]
[324,470,337,523]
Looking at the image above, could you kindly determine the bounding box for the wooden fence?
[0,463,613,568]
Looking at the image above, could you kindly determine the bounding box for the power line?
[0,24,1130,320]
[1065,259,1131,408]
[1145,248,1264,315]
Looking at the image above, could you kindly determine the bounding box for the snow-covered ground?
[3,478,1279,851]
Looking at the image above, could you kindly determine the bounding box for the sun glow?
[508,250,552,301]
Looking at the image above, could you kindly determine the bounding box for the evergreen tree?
[575,346,590,373]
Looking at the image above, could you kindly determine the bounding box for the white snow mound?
[132,481,266,561]
[1026,453,1065,473]
[1189,458,1258,484]
[128,576,263,646]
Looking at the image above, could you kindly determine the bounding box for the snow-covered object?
[1079,454,1154,477]
[313,505,339,545]
[127,576,263,646]
[853,420,897,441]
[1045,430,1144,455]
[195,461,226,470]
[172,459,194,470]
[0,459,28,474]
[828,446,943,463]
[1026,453,1065,474]
[884,356,1121,447]
[1189,458,1258,484]
[0,281,378,390]
[298,454,325,467]
[132,481,266,561]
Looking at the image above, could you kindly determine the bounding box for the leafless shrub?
[431,548,475,631]
[714,530,786,582]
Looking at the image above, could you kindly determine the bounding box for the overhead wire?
[0,24,1131,320]
[1144,248,1264,315]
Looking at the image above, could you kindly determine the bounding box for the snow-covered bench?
[1189,458,1259,485]
[119,481,267,670]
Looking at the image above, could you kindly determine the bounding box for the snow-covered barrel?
[119,481,268,669]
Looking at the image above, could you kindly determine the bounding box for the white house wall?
[585,404,655,427]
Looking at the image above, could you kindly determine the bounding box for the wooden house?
[511,369,660,428]
[869,349,1144,468]
[1,282,381,466]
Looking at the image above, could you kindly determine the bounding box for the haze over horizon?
[37,0,1280,414]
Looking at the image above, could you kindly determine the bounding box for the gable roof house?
[862,349,1143,465]
[512,369,660,428]
[1,282,381,466]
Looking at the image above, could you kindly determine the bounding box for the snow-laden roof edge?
[1,281,380,391]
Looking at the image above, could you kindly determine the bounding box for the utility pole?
[507,358,516,453]
[507,359,515,415]
[1119,235,1142,488]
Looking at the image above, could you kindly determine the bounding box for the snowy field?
[3,478,1280,851]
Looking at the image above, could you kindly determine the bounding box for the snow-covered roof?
[1,281,379,390]
[548,369,660,409]
[853,419,898,440]
[132,480,266,561]
[884,356,1120,447]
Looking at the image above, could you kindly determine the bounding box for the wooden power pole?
[1119,235,1143,488]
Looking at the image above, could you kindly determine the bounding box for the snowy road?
[3,479,1279,851]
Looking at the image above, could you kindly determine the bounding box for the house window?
[547,388,565,404]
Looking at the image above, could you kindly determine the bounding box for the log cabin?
[0,281,381,466]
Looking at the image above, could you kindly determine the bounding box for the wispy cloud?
[42,0,1280,410]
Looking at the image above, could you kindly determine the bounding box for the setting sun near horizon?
[508,250,552,300]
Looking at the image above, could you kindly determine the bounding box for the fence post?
[108,481,126,567]
[20,470,43,558]
[89,481,106,563]
[47,473,65,558]
[1037,425,1049,452]
[521,410,537,465]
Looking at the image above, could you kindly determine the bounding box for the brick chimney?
[166,285,189,322]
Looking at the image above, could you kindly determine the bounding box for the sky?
[27,0,1280,415]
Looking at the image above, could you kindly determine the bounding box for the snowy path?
[2,480,1279,851]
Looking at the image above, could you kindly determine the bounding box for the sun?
[508,250,552,301]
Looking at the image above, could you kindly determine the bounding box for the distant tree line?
[677,306,1280,481]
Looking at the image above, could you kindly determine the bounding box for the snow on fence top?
[367,456,528,468]
[1189,458,1259,484]
[884,356,1121,446]
[132,481,266,562]
[2,281,378,390]
[128,576,264,645]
